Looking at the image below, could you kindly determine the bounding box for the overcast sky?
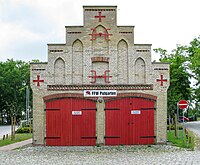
[0,0,200,62]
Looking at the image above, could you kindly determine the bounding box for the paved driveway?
[0,125,11,139]
[0,145,200,165]
[185,121,200,136]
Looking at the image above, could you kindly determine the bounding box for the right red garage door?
[105,97,155,145]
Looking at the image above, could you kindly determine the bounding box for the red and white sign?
[84,90,117,97]
[178,100,188,109]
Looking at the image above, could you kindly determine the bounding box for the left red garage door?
[46,98,96,146]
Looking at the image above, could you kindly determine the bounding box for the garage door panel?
[46,110,61,137]
[137,110,155,144]
[45,137,61,146]
[105,99,123,145]
[105,109,121,145]
[81,110,96,137]
[46,98,96,146]
[46,106,62,146]
[106,97,155,145]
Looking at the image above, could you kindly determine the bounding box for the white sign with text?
[84,90,117,97]
[131,110,141,115]
[72,111,82,115]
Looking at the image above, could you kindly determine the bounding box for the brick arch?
[72,39,83,50]
[117,39,128,47]
[43,92,157,102]
[43,93,96,102]
[105,93,157,102]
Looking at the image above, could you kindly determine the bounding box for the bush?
[19,120,32,127]
[16,127,32,133]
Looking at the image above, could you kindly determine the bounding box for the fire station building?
[30,6,170,146]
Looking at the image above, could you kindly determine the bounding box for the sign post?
[178,100,188,140]
[177,103,179,138]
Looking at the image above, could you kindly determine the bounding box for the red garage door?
[105,97,155,145]
[46,98,96,146]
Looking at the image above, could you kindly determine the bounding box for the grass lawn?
[0,133,32,147]
[167,130,195,150]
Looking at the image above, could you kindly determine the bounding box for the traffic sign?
[178,100,188,109]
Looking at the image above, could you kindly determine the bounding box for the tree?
[0,59,30,124]
[154,47,192,117]
[187,36,200,104]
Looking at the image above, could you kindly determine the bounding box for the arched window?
[72,39,83,84]
[54,58,65,84]
[117,39,128,83]
[135,57,146,83]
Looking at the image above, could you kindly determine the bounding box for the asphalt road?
[0,125,11,139]
[185,121,200,136]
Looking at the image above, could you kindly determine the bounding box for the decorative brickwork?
[30,6,170,145]
[91,57,109,63]
[119,32,133,34]
[67,32,82,34]
[136,49,150,52]
[49,50,63,53]
[47,84,154,91]
[85,9,116,11]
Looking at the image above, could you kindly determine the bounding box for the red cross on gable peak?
[94,12,106,22]
[156,75,167,86]
[33,75,44,86]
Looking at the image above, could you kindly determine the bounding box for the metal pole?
[27,87,30,123]
[26,86,30,123]
[26,86,28,122]
[182,109,185,141]
[177,102,179,138]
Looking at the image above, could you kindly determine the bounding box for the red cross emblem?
[156,75,167,86]
[89,28,112,40]
[94,12,106,22]
[88,70,112,83]
[33,75,44,86]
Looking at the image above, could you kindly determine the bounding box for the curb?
[0,139,32,151]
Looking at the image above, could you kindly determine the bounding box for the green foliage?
[0,59,31,123]
[167,130,194,150]
[187,36,200,103]
[0,133,32,147]
[154,36,200,118]
[154,47,191,117]
[16,127,32,133]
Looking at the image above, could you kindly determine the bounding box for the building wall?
[30,6,170,145]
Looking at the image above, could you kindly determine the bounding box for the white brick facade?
[30,6,170,145]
